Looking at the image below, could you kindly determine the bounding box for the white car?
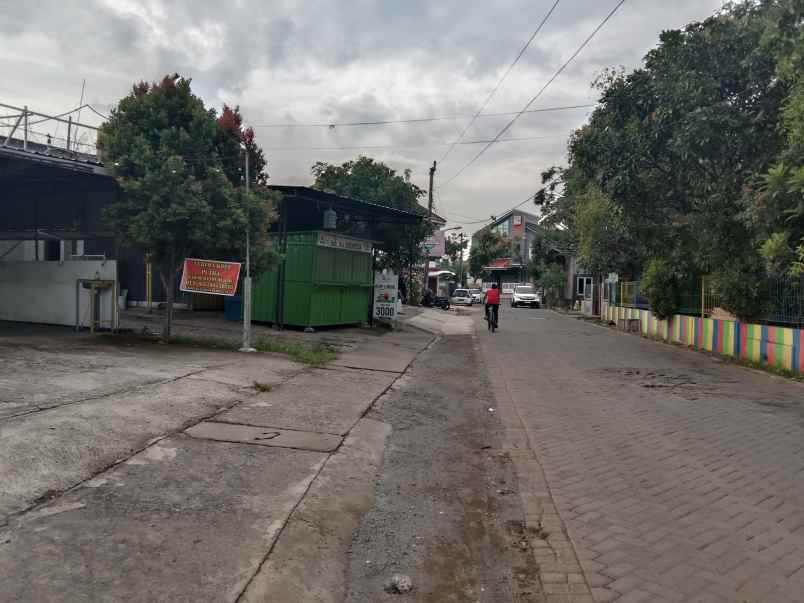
[511,285,540,308]
[450,288,474,306]
[469,289,483,304]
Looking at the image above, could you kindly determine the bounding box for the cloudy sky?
[1,0,723,234]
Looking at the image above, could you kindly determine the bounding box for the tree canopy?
[468,229,509,278]
[311,156,430,270]
[540,0,804,319]
[99,75,277,335]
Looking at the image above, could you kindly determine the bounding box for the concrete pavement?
[477,305,804,602]
[0,323,433,601]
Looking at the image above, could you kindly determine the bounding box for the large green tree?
[99,75,276,336]
[311,156,430,271]
[468,229,509,279]
[751,1,804,277]
[545,1,803,319]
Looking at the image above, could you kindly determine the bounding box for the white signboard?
[422,229,446,258]
[373,269,398,321]
[317,232,373,254]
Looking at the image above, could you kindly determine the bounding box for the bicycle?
[486,304,498,333]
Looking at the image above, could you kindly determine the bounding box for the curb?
[240,418,392,603]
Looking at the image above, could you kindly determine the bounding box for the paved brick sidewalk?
[478,308,804,602]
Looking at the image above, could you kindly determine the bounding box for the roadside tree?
[468,229,509,280]
[99,75,276,337]
[311,156,429,273]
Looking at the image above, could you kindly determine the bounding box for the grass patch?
[253,337,337,366]
[253,381,273,392]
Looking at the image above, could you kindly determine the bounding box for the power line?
[446,192,538,226]
[440,0,561,164]
[259,135,560,152]
[86,105,110,120]
[250,103,594,129]
[439,0,627,189]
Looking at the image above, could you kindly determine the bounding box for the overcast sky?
[1,0,723,234]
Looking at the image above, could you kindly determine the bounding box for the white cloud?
[0,0,725,233]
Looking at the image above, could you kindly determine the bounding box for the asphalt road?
[479,305,804,602]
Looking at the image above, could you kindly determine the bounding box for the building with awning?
[254,185,424,329]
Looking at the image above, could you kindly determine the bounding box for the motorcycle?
[421,290,451,311]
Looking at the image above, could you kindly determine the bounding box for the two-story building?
[470,208,540,292]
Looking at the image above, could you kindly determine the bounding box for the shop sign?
[179,259,241,296]
[422,229,446,258]
[373,269,398,320]
[317,232,373,254]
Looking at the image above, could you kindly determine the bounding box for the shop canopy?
[268,185,425,234]
[0,141,115,241]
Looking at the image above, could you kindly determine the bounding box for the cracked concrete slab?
[216,367,396,435]
[241,418,391,603]
[404,308,474,336]
[186,421,343,452]
[0,435,326,603]
[0,378,239,522]
[0,337,247,418]
[330,329,433,373]
[184,355,302,388]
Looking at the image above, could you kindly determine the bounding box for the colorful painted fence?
[601,303,804,374]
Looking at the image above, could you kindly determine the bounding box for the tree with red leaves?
[217,104,268,189]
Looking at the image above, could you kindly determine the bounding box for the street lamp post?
[239,145,256,353]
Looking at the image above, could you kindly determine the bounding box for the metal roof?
[269,185,425,223]
[0,141,109,178]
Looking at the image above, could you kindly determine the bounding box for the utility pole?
[239,147,256,352]
[458,231,465,287]
[420,161,436,302]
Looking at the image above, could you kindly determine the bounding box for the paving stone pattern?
[479,308,804,603]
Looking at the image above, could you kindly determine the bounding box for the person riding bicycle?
[484,283,500,328]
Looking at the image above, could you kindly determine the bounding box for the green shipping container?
[252,231,374,328]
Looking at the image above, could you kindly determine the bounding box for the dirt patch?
[594,367,723,401]
[346,336,543,602]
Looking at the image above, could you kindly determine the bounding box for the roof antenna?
[74,78,86,152]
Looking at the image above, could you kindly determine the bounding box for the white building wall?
[0,260,117,328]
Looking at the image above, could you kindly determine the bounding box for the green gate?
[252,231,374,328]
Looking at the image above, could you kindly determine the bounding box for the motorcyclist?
[483,283,500,328]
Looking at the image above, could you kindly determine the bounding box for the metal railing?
[0,102,100,158]
[766,276,804,327]
[619,281,651,310]
[614,276,804,326]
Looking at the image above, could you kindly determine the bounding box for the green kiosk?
[252,186,423,329]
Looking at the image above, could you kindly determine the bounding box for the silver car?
[450,288,474,306]
[469,288,483,304]
[511,285,540,308]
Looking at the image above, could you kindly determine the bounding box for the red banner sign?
[180,258,241,296]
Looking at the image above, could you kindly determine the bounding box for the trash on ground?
[386,573,413,594]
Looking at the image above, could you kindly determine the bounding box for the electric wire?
[439,0,628,189]
[439,0,561,164]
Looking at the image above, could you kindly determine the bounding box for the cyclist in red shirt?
[484,283,500,328]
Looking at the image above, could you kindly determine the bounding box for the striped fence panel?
[600,302,804,374]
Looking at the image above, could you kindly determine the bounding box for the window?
[493,218,511,238]
[577,276,592,298]
[44,240,60,261]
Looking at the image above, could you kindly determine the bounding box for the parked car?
[450,288,474,306]
[511,285,540,308]
[469,289,483,304]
